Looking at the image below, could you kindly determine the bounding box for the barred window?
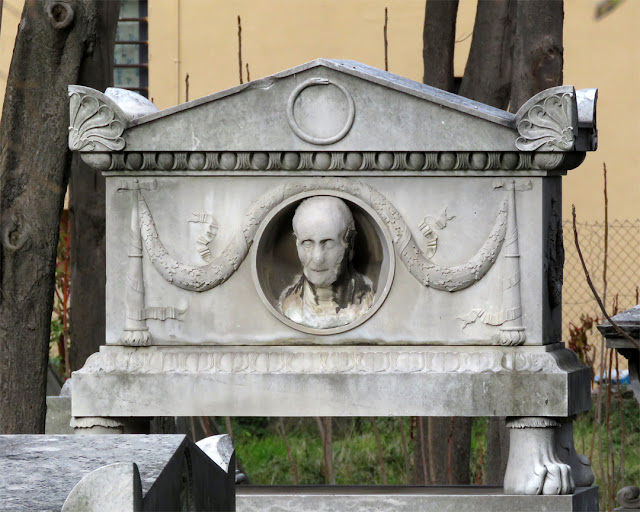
[114,0,148,98]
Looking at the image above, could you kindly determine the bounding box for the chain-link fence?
[562,220,640,341]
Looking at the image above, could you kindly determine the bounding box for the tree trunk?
[422,0,459,91]
[69,1,120,372]
[421,0,472,486]
[420,0,564,485]
[0,0,107,434]
[459,0,516,110]
[510,0,564,111]
[484,416,510,484]
[413,417,472,484]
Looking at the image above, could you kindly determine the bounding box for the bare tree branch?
[572,205,640,351]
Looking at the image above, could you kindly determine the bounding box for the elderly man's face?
[294,206,349,288]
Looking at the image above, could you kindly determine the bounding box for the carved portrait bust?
[278,196,375,329]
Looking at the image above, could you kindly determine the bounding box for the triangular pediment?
[69,59,596,156]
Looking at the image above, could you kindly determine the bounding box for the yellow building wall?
[562,0,640,224]
[0,1,23,90]
[146,0,639,224]
[0,0,638,223]
[148,0,477,108]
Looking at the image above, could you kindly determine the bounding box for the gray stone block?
[72,344,590,418]
[236,485,598,511]
[62,462,143,512]
[0,435,234,511]
[45,396,74,434]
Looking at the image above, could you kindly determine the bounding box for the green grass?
[224,390,639,508]
[574,388,640,510]
[232,417,413,485]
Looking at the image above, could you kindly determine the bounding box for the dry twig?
[278,418,299,484]
[572,205,640,351]
[237,16,243,85]
[383,8,389,71]
[370,418,387,484]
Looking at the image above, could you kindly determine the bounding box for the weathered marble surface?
[105,175,562,346]
[72,344,590,418]
[45,396,74,434]
[68,59,598,500]
[68,59,597,349]
[0,435,234,511]
[72,59,595,153]
[236,485,598,512]
[599,305,640,341]
[61,462,142,512]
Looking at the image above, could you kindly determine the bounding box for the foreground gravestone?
[598,305,640,403]
[69,59,598,508]
[237,486,598,512]
[0,435,235,511]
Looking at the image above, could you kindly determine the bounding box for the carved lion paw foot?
[525,459,574,495]
[504,418,575,495]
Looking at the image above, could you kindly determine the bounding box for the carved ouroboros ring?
[286,78,356,145]
[251,189,396,336]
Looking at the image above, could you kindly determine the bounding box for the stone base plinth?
[72,344,590,418]
[237,485,598,512]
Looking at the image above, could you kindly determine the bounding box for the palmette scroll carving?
[515,88,577,152]
[68,91,126,151]
[137,178,508,293]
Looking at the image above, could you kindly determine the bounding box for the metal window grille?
[114,0,148,98]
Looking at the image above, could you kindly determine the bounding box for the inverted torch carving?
[458,180,530,346]
[118,179,187,346]
[497,181,527,345]
[118,179,156,346]
[137,178,508,295]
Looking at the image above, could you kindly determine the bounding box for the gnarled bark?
[69,0,120,372]
[510,0,564,111]
[459,0,516,110]
[0,0,110,433]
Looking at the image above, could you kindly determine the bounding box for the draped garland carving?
[138,178,508,293]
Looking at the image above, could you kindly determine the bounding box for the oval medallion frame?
[286,78,356,145]
[252,189,395,335]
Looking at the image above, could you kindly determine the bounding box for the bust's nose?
[311,243,325,264]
